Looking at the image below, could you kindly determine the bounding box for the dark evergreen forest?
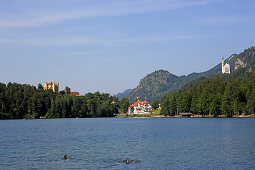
[0,83,122,119]
[160,72,255,117]
[161,47,255,117]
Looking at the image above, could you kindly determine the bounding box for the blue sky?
[0,0,255,95]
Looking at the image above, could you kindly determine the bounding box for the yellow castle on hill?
[44,82,59,92]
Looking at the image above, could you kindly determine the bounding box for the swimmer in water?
[125,158,130,163]
[63,155,67,160]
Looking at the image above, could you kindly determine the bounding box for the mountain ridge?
[124,46,255,102]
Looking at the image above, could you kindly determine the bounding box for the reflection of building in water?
[44,82,59,92]
[128,100,152,114]
[222,58,230,74]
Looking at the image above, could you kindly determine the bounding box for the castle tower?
[222,58,230,74]
[44,82,59,92]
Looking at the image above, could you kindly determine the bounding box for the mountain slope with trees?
[160,46,255,117]
[127,47,254,102]
[128,70,179,102]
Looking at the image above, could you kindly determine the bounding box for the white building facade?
[128,100,152,114]
[222,58,230,74]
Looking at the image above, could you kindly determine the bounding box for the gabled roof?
[70,91,80,96]
[131,100,150,107]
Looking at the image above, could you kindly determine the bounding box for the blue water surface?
[1,118,255,169]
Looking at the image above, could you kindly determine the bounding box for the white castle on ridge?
[222,58,230,74]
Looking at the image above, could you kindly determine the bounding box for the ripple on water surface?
[1,118,255,169]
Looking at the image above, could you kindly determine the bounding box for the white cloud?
[0,34,198,47]
[0,0,216,28]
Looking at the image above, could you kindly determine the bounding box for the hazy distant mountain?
[127,46,255,102]
[115,89,133,100]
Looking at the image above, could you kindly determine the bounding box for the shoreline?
[116,114,255,118]
[1,114,255,120]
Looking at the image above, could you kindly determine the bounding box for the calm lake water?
[1,118,255,169]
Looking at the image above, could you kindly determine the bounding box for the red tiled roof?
[70,91,80,96]
[132,100,150,107]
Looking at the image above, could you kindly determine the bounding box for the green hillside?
[128,47,254,102]
[128,70,178,102]
[160,63,255,117]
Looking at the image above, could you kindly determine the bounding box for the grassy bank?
[116,109,165,118]
[116,109,255,118]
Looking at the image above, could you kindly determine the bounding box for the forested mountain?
[0,83,120,119]
[127,47,254,102]
[160,46,255,117]
[128,70,178,102]
[160,69,255,117]
[235,46,255,69]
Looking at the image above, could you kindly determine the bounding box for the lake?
[1,118,255,169]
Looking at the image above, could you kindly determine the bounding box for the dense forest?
[160,72,255,117]
[0,82,129,119]
[160,47,255,117]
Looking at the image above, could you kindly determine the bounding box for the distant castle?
[44,82,59,92]
[44,82,80,95]
[222,58,230,74]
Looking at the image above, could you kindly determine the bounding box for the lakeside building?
[44,82,59,92]
[128,100,152,114]
[222,58,230,74]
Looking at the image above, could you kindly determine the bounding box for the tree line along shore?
[0,83,130,119]
[1,69,255,119]
[160,72,255,118]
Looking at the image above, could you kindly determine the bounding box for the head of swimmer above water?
[125,158,130,163]
[63,155,67,160]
